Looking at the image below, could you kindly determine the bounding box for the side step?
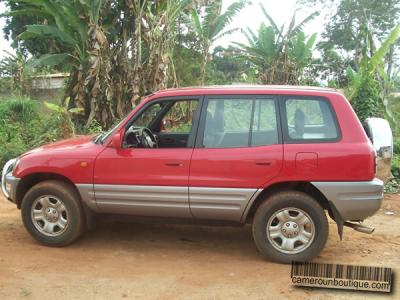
[343,221,375,234]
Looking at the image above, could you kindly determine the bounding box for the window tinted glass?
[203,98,278,148]
[133,103,164,128]
[252,100,278,146]
[162,100,198,133]
[285,98,338,140]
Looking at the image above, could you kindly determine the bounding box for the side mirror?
[111,131,122,149]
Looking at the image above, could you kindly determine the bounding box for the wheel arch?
[243,181,333,224]
[15,172,80,208]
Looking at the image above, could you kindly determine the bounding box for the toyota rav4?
[1,86,393,263]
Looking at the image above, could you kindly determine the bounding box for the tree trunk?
[83,24,115,129]
[199,45,209,86]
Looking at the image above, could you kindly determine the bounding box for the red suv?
[1,86,392,263]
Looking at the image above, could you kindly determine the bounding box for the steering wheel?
[138,127,158,148]
[124,127,158,148]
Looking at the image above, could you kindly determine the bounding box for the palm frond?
[369,24,400,74]
[19,25,76,46]
[203,1,221,39]
[27,53,70,68]
[306,32,317,49]
[61,2,88,44]
[190,9,203,37]
[212,0,246,39]
[213,27,240,42]
[1,8,51,18]
[243,27,258,48]
[259,3,281,36]
[291,11,320,35]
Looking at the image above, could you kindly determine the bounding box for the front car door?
[93,96,202,218]
[189,95,284,221]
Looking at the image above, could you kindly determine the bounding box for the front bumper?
[1,159,20,203]
[312,178,384,221]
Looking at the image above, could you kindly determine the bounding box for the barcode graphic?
[291,262,392,283]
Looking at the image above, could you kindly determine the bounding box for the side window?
[252,99,278,146]
[285,98,339,140]
[203,98,278,148]
[127,99,200,149]
[133,103,164,128]
[162,100,199,133]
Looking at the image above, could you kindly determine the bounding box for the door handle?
[165,162,183,167]
[255,160,272,166]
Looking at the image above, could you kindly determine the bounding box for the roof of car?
[151,85,342,97]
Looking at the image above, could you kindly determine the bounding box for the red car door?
[93,97,201,218]
[189,96,283,221]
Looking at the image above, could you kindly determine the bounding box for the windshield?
[94,118,126,144]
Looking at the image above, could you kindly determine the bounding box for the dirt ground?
[0,194,399,300]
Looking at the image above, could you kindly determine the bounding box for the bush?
[0,123,27,167]
[392,154,400,178]
[391,137,400,180]
[86,118,103,135]
[393,139,400,155]
[351,77,384,123]
[0,97,75,167]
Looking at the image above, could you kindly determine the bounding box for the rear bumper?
[312,179,384,221]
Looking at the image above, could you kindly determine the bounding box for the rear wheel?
[21,180,85,246]
[252,191,328,263]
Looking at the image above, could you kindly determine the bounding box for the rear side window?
[284,98,339,141]
[202,98,279,148]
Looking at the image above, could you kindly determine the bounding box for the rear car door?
[189,95,283,221]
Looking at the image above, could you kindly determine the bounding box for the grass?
[0,96,75,167]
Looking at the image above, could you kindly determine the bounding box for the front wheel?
[252,191,328,263]
[21,180,85,246]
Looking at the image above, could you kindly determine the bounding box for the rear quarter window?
[283,97,339,142]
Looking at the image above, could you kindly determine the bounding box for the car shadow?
[77,218,262,260]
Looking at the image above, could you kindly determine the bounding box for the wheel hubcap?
[266,207,315,254]
[282,221,299,238]
[30,195,68,237]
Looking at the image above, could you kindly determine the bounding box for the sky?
[0,0,328,59]
[0,2,13,57]
[216,0,327,47]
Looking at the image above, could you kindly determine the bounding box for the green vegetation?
[0,0,400,187]
[191,0,246,85]
[346,25,400,123]
[234,5,318,84]
[0,97,74,167]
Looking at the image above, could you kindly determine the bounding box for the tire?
[252,191,328,264]
[21,180,85,246]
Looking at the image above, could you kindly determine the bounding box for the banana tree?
[124,0,186,105]
[191,0,246,85]
[0,50,31,94]
[7,0,113,129]
[288,31,317,83]
[347,24,400,123]
[234,3,318,84]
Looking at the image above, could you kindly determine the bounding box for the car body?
[1,85,392,263]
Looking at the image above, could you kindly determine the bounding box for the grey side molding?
[76,184,98,212]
